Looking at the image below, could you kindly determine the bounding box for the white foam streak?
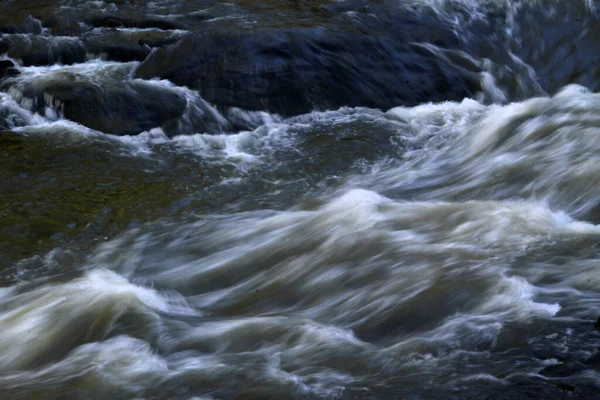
[0,92,49,127]
[16,59,138,81]
[0,269,194,371]
[0,336,169,393]
[368,85,600,220]
[90,189,600,360]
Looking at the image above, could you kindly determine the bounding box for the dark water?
[2,0,600,399]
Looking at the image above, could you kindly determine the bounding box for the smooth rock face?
[135,28,482,116]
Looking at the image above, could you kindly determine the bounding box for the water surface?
[1,1,600,399]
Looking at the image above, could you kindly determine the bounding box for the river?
[1,0,600,399]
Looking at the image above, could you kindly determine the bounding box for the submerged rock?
[135,28,482,116]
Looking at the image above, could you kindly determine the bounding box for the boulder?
[0,35,87,66]
[43,14,87,36]
[135,28,482,116]
[0,60,20,80]
[0,16,43,35]
[15,80,187,136]
[0,0,59,27]
[0,29,176,66]
[83,35,150,63]
[82,29,184,62]
[49,81,187,135]
[84,15,185,31]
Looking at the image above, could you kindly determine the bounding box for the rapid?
[1,0,600,399]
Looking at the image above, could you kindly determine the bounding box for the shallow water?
[2,0,600,399]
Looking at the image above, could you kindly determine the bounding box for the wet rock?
[0,60,20,79]
[0,0,59,27]
[83,36,150,63]
[0,35,87,66]
[82,29,183,62]
[135,28,481,116]
[57,82,187,135]
[0,16,43,35]
[555,382,576,392]
[0,29,176,66]
[595,316,600,330]
[18,81,187,136]
[502,2,600,95]
[85,15,185,31]
[138,37,181,49]
[42,14,87,36]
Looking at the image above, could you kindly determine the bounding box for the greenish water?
[0,131,208,275]
[0,1,58,27]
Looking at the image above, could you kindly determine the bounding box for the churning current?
[2,0,600,399]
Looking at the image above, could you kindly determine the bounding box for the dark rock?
[85,15,185,31]
[555,383,576,392]
[0,60,20,79]
[135,28,481,116]
[595,316,600,330]
[0,28,168,66]
[475,2,600,96]
[0,16,43,35]
[584,351,600,367]
[138,37,180,49]
[17,80,187,136]
[0,35,87,66]
[0,60,13,70]
[81,29,184,62]
[43,14,87,36]
[83,36,150,63]
[0,0,59,27]
[55,81,187,136]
